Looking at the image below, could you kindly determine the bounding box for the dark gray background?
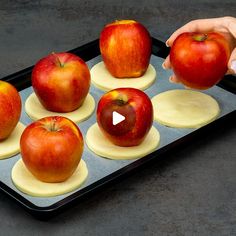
[0,0,236,235]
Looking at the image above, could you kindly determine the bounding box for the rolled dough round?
[12,159,88,197]
[151,89,220,128]
[90,62,156,91]
[0,122,25,160]
[86,123,160,160]
[25,93,95,123]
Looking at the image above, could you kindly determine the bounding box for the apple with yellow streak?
[32,52,91,113]
[20,116,84,183]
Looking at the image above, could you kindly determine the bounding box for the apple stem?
[193,33,208,42]
[52,52,64,68]
[51,122,57,131]
[116,99,126,106]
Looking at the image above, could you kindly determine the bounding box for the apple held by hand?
[100,20,152,78]
[32,52,91,112]
[170,32,231,89]
[20,116,84,183]
[0,81,21,140]
[97,88,153,147]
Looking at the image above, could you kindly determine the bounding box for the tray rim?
[0,37,235,219]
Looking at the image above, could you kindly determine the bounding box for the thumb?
[228,47,236,74]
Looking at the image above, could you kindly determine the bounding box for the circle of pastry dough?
[86,123,160,160]
[90,62,156,91]
[0,122,25,160]
[25,93,95,123]
[151,89,220,128]
[12,159,88,197]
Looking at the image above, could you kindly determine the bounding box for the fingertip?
[162,61,170,70]
[165,40,170,47]
[169,75,181,84]
[226,40,236,74]
[169,76,174,83]
[229,60,236,74]
[162,62,167,70]
[162,56,172,70]
[184,85,192,89]
[169,75,176,83]
[166,32,178,47]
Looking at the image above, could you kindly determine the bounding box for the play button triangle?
[112,111,125,126]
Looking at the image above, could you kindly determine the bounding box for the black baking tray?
[0,37,235,219]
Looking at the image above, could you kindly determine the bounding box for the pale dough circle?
[25,93,95,123]
[151,89,220,128]
[86,123,160,160]
[90,62,156,91]
[0,122,25,160]
[12,159,88,197]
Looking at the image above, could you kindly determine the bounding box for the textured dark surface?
[0,1,236,235]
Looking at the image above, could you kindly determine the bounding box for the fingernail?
[166,40,170,47]
[162,62,167,69]
[169,76,174,83]
[230,60,236,74]
[184,86,191,89]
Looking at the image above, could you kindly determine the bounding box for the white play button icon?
[112,111,125,126]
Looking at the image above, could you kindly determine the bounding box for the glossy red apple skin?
[32,52,91,112]
[170,32,231,89]
[100,20,152,78]
[0,81,21,140]
[20,116,84,183]
[97,88,153,147]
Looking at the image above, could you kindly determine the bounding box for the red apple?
[0,81,21,140]
[170,32,231,89]
[97,88,153,147]
[32,52,91,112]
[20,116,84,183]
[100,20,152,78]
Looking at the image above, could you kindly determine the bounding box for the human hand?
[162,16,236,84]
